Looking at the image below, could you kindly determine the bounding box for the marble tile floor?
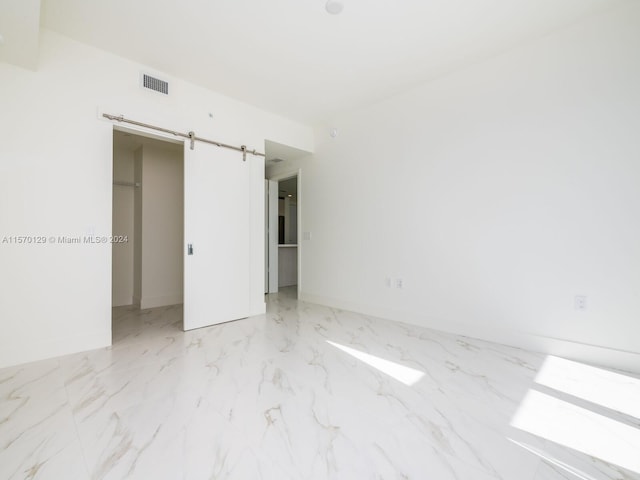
[1,287,638,480]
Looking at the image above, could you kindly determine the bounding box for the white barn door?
[183,143,251,330]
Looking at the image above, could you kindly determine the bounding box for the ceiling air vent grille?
[142,74,168,95]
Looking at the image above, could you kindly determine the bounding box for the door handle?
[187,243,193,255]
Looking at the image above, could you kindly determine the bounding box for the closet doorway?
[112,129,184,343]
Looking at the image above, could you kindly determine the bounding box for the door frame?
[266,179,278,293]
[267,168,302,297]
[110,124,185,333]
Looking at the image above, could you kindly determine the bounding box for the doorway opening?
[111,129,184,345]
[265,170,302,300]
[277,176,298,296]
[264,140,310,300]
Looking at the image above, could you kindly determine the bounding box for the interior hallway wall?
[299,3,640,371]
[138,141,184,309]
[112,143,135,306]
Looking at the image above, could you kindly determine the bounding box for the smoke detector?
[326,0,344,15]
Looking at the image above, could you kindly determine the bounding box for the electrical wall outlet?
[574,295,587,311]
[395,278,403,289]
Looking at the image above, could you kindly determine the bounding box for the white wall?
[0,29,313,368]
[299,3,640,371]
[138,141,184,309]
[111,143,135,306]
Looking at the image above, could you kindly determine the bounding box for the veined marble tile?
[111,304,184,346]
[509,419,640,480]
[193,355,500,480]
[0,359,88,480]
[257,342,539,480]
[0,287,638,479]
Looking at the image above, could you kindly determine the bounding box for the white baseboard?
[299,292,640,374]
[0,330,111,370]
[140,293,183,309]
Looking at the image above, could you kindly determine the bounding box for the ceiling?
[265,139,311,168]
[0,0,40,69]
[3,0,628,124]
[278,177,298,199]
